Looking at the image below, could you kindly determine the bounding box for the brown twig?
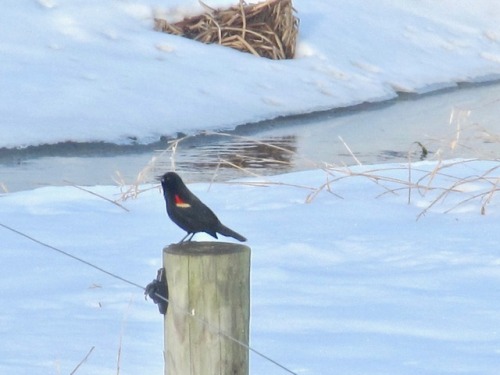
[70,346,95,375]
[64,180,130,212]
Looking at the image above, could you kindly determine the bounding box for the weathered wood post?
[163,241,251,375]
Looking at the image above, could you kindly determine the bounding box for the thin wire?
[0,222,145,290]
[0,222,298,375]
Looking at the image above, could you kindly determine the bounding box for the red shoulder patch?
[174,194,191,208]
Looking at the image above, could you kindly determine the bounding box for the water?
[1,82,499,192]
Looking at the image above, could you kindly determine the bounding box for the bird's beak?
[156,175,164,182]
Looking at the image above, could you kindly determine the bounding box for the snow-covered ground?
[2,0,500,148]
[1,160,499,374]
[1,1,500,374]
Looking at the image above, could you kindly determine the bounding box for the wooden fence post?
[163,241,251,375]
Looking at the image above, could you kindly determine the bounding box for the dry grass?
[69,346,95,375]
[154,0,299,59]
[64,180,130,212]
[414,159,500,218]
[320,159,499,218]
[107,129,499,219]
[49,103,496,219]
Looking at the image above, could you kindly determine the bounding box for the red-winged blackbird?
[159,172,247,243]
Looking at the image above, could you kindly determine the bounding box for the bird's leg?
[186,233,195,242]
[178,232,191,243]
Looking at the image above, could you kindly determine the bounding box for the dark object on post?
[145,268,169,314]
[159,172,247,243]
[164,241,251,375]
[154,0,299,60]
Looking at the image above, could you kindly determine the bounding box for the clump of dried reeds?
[154,0,299,60]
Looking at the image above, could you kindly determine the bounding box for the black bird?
[159,172,247,243]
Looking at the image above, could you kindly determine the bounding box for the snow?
[1,1,500,374]
[2,0,500,148]
[1,160,499,374]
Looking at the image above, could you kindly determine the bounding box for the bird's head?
[158,172,184,190]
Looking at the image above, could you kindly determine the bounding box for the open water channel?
[1,81,499,193]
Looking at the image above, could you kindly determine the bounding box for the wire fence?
[0,222,298,375]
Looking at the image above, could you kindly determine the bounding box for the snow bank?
[2,0,500,148]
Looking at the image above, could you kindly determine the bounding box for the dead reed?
[110,132,498,218]
[154,0,299,59]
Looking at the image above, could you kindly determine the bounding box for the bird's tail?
[217,224,247,242]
